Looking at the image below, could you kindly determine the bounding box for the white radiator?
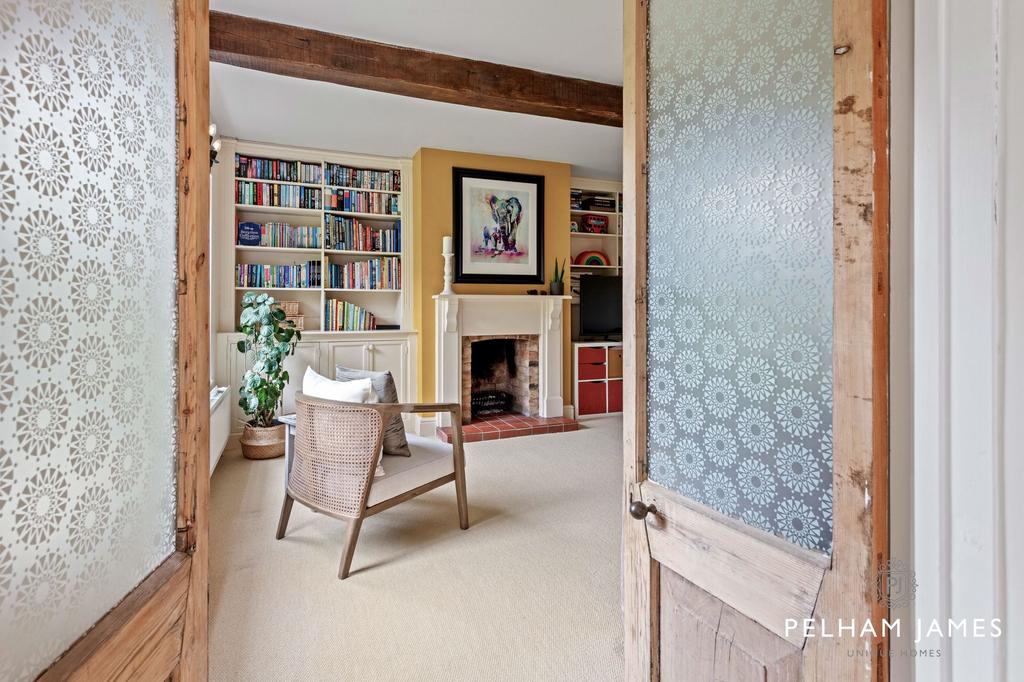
[210,386,230,475]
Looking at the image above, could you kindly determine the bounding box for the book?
[327,257,401,290]
[581,196,616,211]
[324,164,400,192]
[236,180,322,209]
[325,188,400,215]
[325,216,400,252]
[235,260,321,288]
[235,154,321,184]
[236,221,321,249]
[324,299,377,331]
[237,222,262,246]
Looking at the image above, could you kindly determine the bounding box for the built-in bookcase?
[216,140,413,334]
[568,177,624,304]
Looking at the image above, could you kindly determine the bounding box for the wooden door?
[27,1,211,678]
[622,0,889,679]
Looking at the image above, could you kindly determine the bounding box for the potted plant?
[236,292,301,459]
[550,257,567,296]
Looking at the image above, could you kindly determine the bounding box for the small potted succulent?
[236,292,301,459]
[549,257,567,296]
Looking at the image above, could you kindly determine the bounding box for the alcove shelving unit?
[213,140,418,431]
[221,141,413,334]
[568,177,624,304]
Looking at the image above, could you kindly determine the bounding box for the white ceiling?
[208,1,624,179]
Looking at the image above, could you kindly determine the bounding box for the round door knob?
[367,344,375,351]
[629,500,657,520]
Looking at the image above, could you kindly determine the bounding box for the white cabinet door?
[365,339,410,400]
[324,341,369,377]
[281,341,321,414]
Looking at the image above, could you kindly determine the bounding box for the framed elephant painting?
[452,167,545,284]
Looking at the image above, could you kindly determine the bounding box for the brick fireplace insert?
[461,334,539,424]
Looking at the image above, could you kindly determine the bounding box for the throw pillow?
[302,367,372,403]
[335,365,411,457]
[301,367,383,477]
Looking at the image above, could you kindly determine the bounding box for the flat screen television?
[579,275,623,338]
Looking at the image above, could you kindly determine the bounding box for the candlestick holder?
[441,243,454,295]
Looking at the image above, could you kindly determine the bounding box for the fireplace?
[433,293,569,431]
[462,334,539,423]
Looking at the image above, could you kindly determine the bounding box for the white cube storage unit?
[573,341,623,417]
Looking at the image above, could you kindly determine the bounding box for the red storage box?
[578,381,608,416]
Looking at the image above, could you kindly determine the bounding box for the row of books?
[570,189,583,211]
[325,216,401,252]
[327,257,401,290]
[236,181,322,210]
[237,221,321,249]
[324,299,376,331]
[325,189,400,215]
[581,195,617,211]
[235,261,321,289]
[235,154,322,184]
[324,164,401,192]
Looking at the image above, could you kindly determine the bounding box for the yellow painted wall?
[412,147,572,407]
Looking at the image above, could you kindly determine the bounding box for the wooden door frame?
[38,1,211,679]
[622,0,890,679]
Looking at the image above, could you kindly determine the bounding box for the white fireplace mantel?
[433,293,571,426]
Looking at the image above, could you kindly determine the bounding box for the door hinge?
[176,523,196,552]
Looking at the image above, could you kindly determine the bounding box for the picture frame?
[452,167,545,284]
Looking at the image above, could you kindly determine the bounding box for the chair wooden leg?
[276,492,294,540]
[337,516,364,580]
[454,468,469,530]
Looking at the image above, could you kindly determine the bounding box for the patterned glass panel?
[0,1,178,679]
[645,0,834,552]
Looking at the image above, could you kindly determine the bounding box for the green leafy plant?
[551,257,567,285]
[236,292,301,428]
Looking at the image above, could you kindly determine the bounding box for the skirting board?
[413,414,438,437]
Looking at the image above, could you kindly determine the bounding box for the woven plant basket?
[240,423,286,460]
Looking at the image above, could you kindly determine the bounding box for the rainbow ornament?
[573,250,611,266]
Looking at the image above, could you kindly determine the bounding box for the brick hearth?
[436,412,579,443]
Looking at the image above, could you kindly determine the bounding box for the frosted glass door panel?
[645,0,834,552]
[0,1,178,679]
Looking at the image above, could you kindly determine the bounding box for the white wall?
[890,0,915,679]
[1002,1,1024,679]
[913,0,1022,679]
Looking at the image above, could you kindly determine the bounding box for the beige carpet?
[209,416,625,681]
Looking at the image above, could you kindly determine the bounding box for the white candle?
[442,235,453,254]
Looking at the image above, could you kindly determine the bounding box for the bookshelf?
[218,141,413,334]
[568,177,624,305]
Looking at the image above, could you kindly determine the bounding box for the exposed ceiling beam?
[209,11,623,127]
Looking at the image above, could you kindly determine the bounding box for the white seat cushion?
[366,434,455,507]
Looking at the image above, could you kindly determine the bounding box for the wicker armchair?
[276,392,469,579]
